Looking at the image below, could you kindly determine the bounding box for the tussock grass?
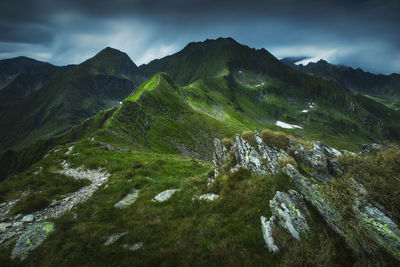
[260,129,290,150]
[221,137,234,151]
[241,131,257,148]
[277,157,297,169]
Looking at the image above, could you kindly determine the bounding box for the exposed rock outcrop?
[284,164,400,260]
[261,189,310,252]
[231,134,268,175]
[269,190,310,240]
[291,142,344,182]
[211,132,288,184]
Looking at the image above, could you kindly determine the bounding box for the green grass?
[0,132,293,266]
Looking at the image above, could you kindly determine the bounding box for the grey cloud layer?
[0,0,399,74]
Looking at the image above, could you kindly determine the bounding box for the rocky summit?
[0,37,399,266]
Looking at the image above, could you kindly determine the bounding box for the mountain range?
[0,37,400,266]
[1,37,399,155]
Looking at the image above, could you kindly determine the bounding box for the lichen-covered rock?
[291,143,344,182]
[284,164,400,261]
[283,164,353,249]
[11,222,55,260]
[360,143,391,155]
[114,189,140,208]
[153,189,180,202]
[231,134,268,175]
[269,190,310,240]
[261,215,279,252]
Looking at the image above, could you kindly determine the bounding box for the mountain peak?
[85,47,138,76]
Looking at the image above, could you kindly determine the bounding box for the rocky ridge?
[211,131,400,261]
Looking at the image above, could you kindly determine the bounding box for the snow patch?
[275,121,303,129]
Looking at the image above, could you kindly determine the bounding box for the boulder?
[11,222,55,260]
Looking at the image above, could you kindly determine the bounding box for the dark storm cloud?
[0,0,399,74]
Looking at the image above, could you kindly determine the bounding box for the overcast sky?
[0,0,399,74]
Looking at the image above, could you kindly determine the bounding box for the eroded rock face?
[231,134,268,175]
[254,132,288,174]
[291,143,344,183]
[11,222,55,260]
[269,190,310,240]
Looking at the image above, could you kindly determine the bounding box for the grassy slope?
[0,125,355,266]
[139,38,394,150]
[0,72,398,266]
